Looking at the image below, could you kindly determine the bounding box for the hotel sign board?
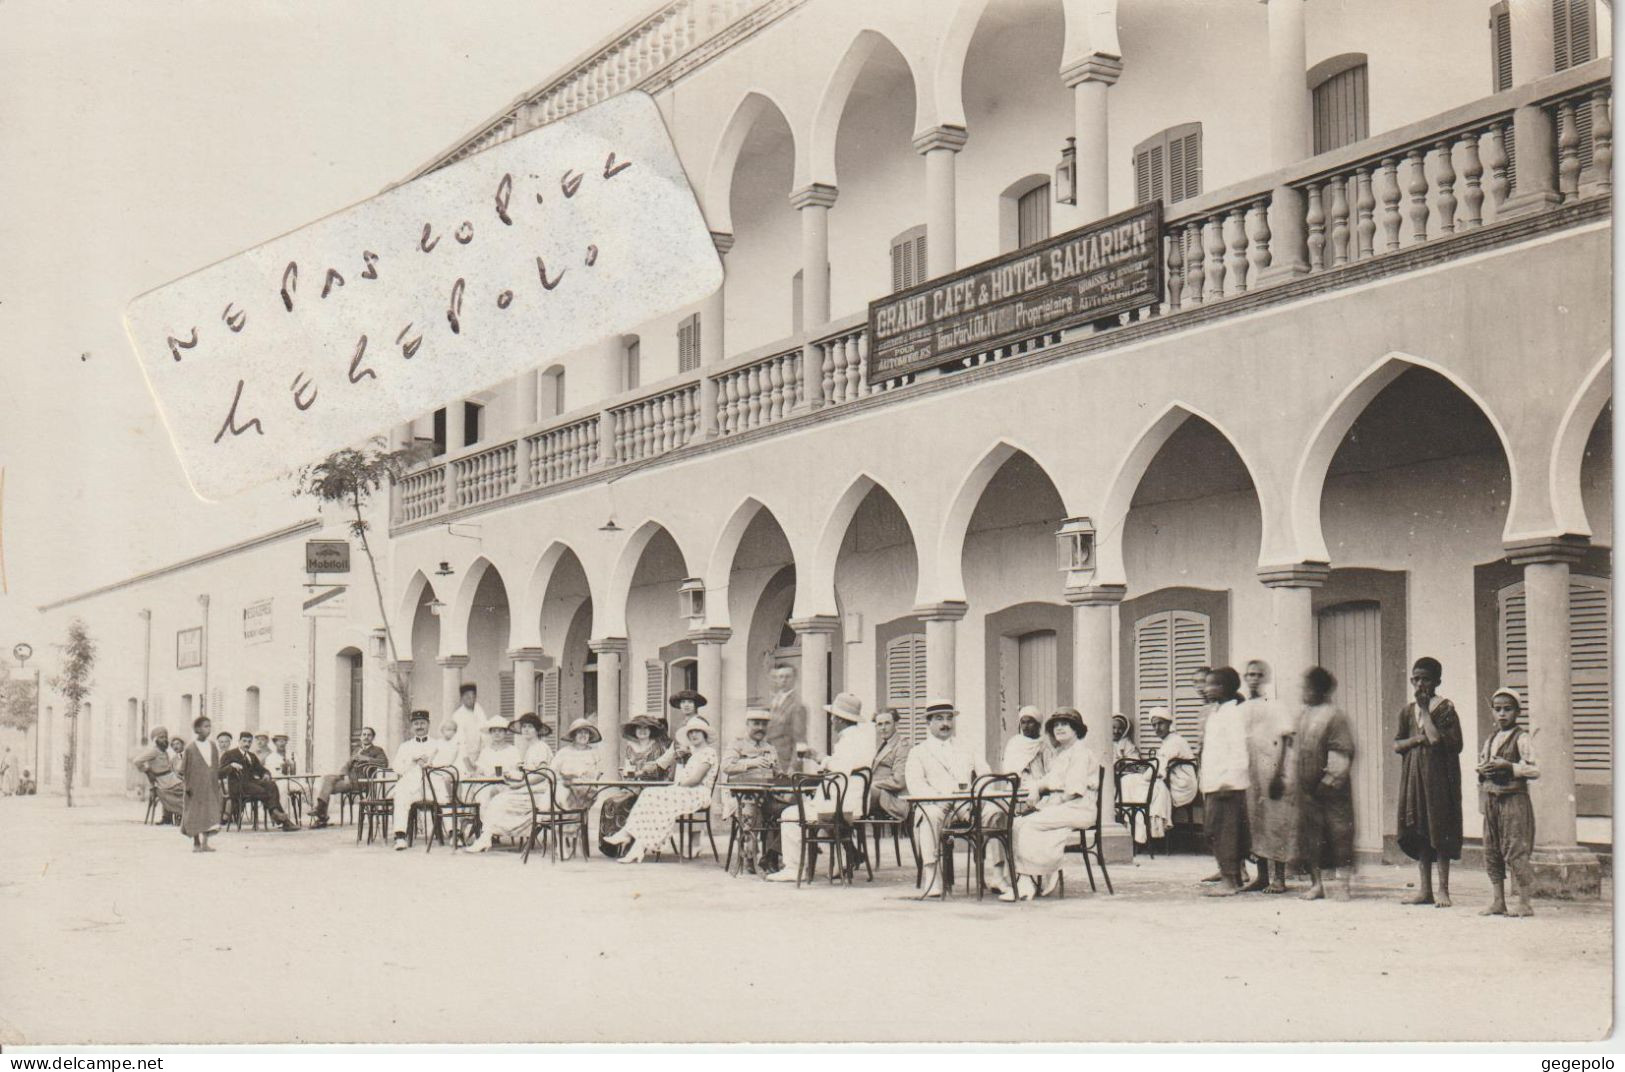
[243,598,274,645]
[866,202,1163,384]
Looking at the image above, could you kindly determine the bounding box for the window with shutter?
[677,314,701,372]
[1134,609,1213,753]
[499,671,515,722]
[1551,0,1597,170]
[884,632,929,743]
[645,658,667,715]
[1498,575,1612,774]
[1310,56,1370,154]
[889,225,928,293]
[283,679,300,755]
[1490,3,1513,91]
[539,669,561,747]
[1017,183,1051,248]
[1133,124,1202,207]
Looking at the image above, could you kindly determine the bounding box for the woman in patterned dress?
[603,716,717,864]
[598,714,671,856]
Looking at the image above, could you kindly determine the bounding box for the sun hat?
[510,713,546,736]
[1044,707,1088,741]
[679,716,713,742]
[667,689,708,709]
[565,717,603,744]
[824,692,866,723]
[621,714,667,739]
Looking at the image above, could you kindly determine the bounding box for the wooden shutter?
[539,668,561,748]
[1017,184,1051,249]
[884,632,929,743]
[1134,124,1202,207]
[499,671,514,721]
[210,688,223,728]
[645,658,666,713]
[1553,0,1596,71]
[1498,575,1612,773]
[1490,3,1513,91]
[282,678,300,756]
[889,225,927,292]
[677,314,700,372]
[1312,61,1369,154]
[1134,609,1212,753]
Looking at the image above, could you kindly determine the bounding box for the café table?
[900,785,1027,899]
[721,780,819,877]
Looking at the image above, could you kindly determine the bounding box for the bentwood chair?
[142,775,161,825]
[781,772,858,888]
[1059,769,1114,897]
[1113,757,1159,858]
[1163,758,1201,854]
[412,765,479,852]
[355,769,398,846]
[847,767,905,876]
[940,773,1020,901]
[520,769,592,864]
[220,771,263,831]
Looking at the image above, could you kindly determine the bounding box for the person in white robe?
[450,683,488,773]
[767,693,874,882]
[1000,706,1050,780]
[1001,709,1101,901]
[1147,707,1198,839]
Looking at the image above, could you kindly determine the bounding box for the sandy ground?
[0,793,1612,1046]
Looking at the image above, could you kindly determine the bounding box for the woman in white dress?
[603,716,717,864]
[1001,709,1101,902]
[550,718,606,809]
[465,714,555,852]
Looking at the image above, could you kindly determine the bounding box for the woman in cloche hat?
[603,716,717,864]
[549,717,606,814]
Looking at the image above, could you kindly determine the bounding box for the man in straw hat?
[903,700,986,897]
[767,692,872,882]
[132,725,184,824]
[721,708,784,869]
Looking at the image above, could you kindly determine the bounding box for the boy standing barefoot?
[1393,657,1463,907]
[1477,687,1539,918]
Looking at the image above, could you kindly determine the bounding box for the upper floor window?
[890,224,928,292]
[1309,54,1369,154]
[540,365,565,419]
[462,401,483,447]
[623,336,641,391]
[677,314,701,372]
[1133,123,1202,207]
[1553,0,1597,71]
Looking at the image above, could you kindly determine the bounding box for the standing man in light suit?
[450,683,487,773]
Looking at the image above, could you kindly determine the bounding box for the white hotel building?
[40,0,1612,891]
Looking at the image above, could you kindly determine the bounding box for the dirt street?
[0,795,1611,1045]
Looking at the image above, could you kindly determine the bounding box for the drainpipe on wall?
[138,609,152,741]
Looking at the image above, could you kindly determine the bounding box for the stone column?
[509,647,545,717]
[791,616,839,753]
[1257,562,1330,694]
[913,126,968,278]
[391,421,415,450]
[1264,0,1311,168]
[701,232,733,439]
[436,655,468,723]
[915,602,968,706]
[1061,54,1122,225]
[589,638,628,741]
[514,372,538,487]
[1066,584,1130,860]
[1505,536,1600,897]
[442,401,465,511]
[792,183,837,408]
[1501,104,1563,218]
[691,627,732,739]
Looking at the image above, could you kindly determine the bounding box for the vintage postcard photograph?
[0,0,1614,1050]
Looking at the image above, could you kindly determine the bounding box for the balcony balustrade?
[391,62,1611,532]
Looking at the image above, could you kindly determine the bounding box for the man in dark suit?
[309,726,390,828]
[220,731,298,831]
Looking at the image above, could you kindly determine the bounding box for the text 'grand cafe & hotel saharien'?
[36,0,1612,892]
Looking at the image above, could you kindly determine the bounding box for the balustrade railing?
[397,464,446,523]
[609,382,700,462]
[526,414,600,486]
[452,442,518,508]
[415,0,781,176]
[713,346,802,435]
[392,65,1610,529]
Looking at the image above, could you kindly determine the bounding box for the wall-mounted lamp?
[598,517,622,533]
[435,561,455,577]
[678,578,706,626]
[1054,136,1078,206]
[1056,516,1096,586]
[428,599,448,618]
[367,628,388,659]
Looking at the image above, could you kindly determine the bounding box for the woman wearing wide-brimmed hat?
[604,716,718,864]
[465,713,555,852]
[666,689,707,741]
[598,714,671,856]
[549,717,606,812]
[999,708,1101,901]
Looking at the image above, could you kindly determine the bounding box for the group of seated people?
[133,724,302,831]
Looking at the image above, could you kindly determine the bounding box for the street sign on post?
[302,585,348,618]
[305,540,351,574]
